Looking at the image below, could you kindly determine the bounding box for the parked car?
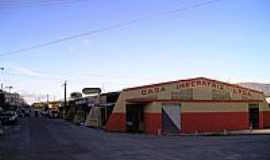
[0,121,3,136]
[0,111,18,125]
[41,110,49,117]
[24,109,31,117]
[34,110,39,117]
[17,110,25,118]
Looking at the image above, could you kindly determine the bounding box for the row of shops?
[35,77,270,135]
[65,92,120,128]
[31,91,120,128]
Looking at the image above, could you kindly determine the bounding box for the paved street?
[1,117,270,160]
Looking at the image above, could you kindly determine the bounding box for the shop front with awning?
[84,92,120,128]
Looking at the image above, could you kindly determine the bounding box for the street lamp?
[0,67,4,90]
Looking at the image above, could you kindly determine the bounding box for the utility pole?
[0,67,4,90]
[46,94,49,105]
[45,94,49,112]
[64,81,67,109]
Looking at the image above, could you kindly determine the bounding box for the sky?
[0,0,269,103]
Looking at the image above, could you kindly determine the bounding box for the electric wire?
[0,0,222,57]
[0,0,86,9]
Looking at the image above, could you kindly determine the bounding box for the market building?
[0,90,27,111]
[48,101,63,110]
[32,102,47,117]
[105,77,270,135]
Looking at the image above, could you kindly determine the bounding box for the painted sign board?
[82,88,101,95]
[70,92,82,99]
[140,78,255,97]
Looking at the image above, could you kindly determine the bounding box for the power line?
[0,0,86,9]
[0,0,222,57]
[0,20,138,57]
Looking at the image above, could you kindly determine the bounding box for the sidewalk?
[228,129,270,135]
[180,129,270,136]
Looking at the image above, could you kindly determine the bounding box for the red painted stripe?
[105,111,268,134]
[263,111,270,128]
[144,113,161,135]
[143,112,266,134]
[105,113,126,132]
[181,112,250,133]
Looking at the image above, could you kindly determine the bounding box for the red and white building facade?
[105,77,270,135]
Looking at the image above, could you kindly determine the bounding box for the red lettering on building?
[148,89,154,94]
[141,90,147,95]
[154,88,160,93]
[141,87,166,96]
[219,85,224,90]
[196,80,202,86]
[141,79,254,97]
[202,81,207,86]
[212,83,217,88]
[161,87,166,92]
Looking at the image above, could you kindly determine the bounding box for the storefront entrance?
[126,104,144,133]
[249,104,260,129]
[162,104,181,135]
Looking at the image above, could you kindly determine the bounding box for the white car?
[0,111,18,125]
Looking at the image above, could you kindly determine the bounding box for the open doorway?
[162,104,181,135]
[249,104,260,129]
[126,104,144,133]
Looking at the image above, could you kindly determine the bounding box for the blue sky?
[0,0,269,103]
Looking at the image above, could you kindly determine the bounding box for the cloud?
[21,93,50,105]
[13,66,47,77]
[8,65,63,80]
[82,39,90,45]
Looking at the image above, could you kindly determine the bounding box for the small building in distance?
[32,102,47,111]
[0,90,28,111]
[48,101,63,111]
